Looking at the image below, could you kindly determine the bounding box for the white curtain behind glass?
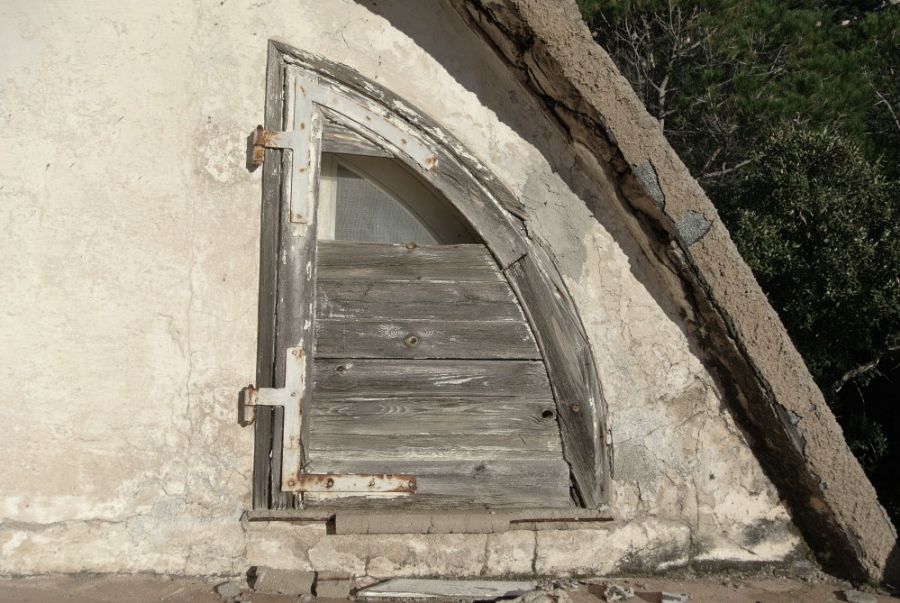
[334,165,438,244]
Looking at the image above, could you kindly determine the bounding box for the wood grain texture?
[304,458,571,507]
[313,359,552,397]
[506,253,604,508]
[254,44,295,510]
[306,432,562,460]
[323,121,391,157]
[315,318,539,359]
[316,279,522,321]
[276,42,530,266]
[251,42,611,510]
[317,241,504,282]
[309,396,558,436]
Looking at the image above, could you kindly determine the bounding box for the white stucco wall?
[0,0,802,576]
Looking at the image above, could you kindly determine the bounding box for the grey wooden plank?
[273,77,321,478]
[505,253,604,508]
[315,318,540,359]
[322,122,391,157]
[316,280,523,321]
[317,241,503,282]
[309,396,558,436]
[305,458,569,479]
[253,43,288,511]
[243,507,611,524]
[252,406,274,510]
[306,432,562,459]
[305,459,571,507]
[313,359,552,397]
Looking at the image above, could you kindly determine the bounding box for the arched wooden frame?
[252,40,610,509]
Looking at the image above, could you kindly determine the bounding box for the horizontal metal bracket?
[240,348,417,495]
[247,125,301,170]
[288,473,416,494]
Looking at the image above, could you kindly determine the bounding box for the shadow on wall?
[353,0,703,372]
[351,0,900,583]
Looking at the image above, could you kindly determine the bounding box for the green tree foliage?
[578,0,900,521]
[721,124,900,389]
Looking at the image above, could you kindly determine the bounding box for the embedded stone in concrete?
[842,590,876,603]
[316,579,352,599]
[600,583,634,602]
[359,578,535,600]
[214,579,246,599]
[251,567,315,595]
[316,571,352,599]
[509,589,572,603]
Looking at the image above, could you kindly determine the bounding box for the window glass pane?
[334,165,438,244]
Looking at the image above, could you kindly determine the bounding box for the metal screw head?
[336,365,346,373]
[404,334,419,347]
[405,241,417,250]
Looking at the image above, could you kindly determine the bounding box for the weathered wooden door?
[250,42,609,512]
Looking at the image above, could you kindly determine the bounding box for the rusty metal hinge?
[247,125,300,171]
[239,348,417,495]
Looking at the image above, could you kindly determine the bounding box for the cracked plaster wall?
[0,0,802,576]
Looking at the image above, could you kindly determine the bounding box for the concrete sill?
[241,507,614,534]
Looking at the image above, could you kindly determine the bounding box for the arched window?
[246,42,609,515]
[318,154,477,244]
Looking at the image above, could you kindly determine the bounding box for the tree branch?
[831,344,900,394]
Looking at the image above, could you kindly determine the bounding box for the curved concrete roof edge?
[452,0,899,584]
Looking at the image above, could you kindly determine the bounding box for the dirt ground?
[0,574,895,603]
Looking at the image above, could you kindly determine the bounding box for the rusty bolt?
[326,478,335,489]
[404,334,419,347]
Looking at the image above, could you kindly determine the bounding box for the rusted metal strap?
[248,125,300,170]
[242,347,306,492]
[242,349,417,495]
[290,473,416,494]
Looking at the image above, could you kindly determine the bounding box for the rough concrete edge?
[451,0,899,585]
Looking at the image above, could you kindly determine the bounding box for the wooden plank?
[243,507,611,524]
[316,241,503,282]
[252,406,274,510]
[305,459,571,507]
[313,359,552,397]
[314,318,540,359]
[253,44,289,510]
[269,67,321,496]
[322,121,391,157]
[316,279,523,322]
[306,432,562,459]
[310,396,558,436]
[505,253,605,508]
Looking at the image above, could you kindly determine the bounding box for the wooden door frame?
[252,40,611,510]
